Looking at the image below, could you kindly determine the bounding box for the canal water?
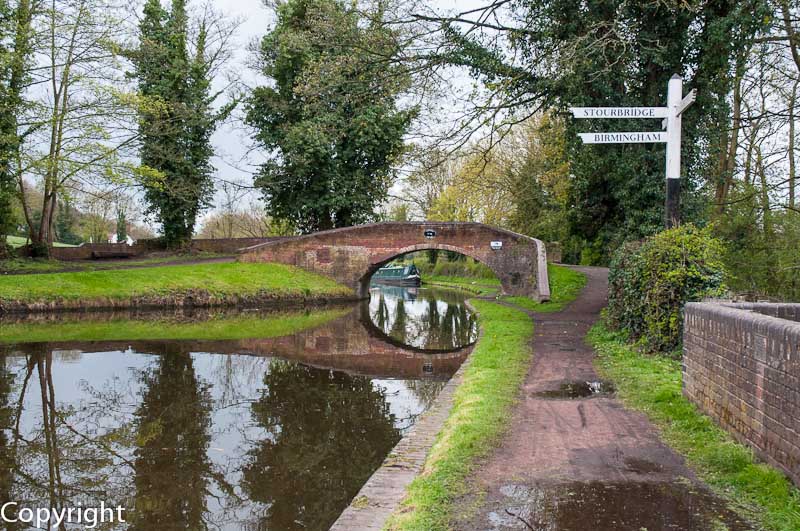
[0,286,477,530]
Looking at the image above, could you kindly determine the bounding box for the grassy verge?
[4,235,76,248]
[0,262,352,303]
[501,263,587,313]
[0,252,229,274]
[386,300,533,530]
[588,321,800,531]
[0,307,350,344]
[422,275,501,296]
[0,308,350,344]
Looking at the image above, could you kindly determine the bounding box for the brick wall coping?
[238,221,537,251]
[686,301,800,337]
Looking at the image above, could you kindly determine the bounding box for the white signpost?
[570,75,696,228]
[577,132,668,144]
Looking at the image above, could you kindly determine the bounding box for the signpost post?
[570,74,695,228]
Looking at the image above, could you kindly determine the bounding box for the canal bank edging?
[329,300,486,531]
[0,292,361,315]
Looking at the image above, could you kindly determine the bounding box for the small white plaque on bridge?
[578,131,667,144]
[490,241,503,250]
[570,107,669,119]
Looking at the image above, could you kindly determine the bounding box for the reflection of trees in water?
[0,353,134,530]
[131,351,223,531]
[0,358,14,522]
[405,379,446,410]
[389,298,408,341]
[242,361,401,531]
[0,336,440,530]
[369,288,479,350]
[374,292,390,331]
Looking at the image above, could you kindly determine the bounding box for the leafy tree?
[55,200,82,245]
[116,208,127,243]
[134,0,233,248]
[0,0,35,250]
[507,114,571,251]
[246,0,415,233]
[12,0,146,255]
[408,0,768,263]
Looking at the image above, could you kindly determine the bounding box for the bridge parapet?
[239,222,550,301]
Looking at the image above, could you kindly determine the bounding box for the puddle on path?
[531,381,616,399]
[487,481,751,530]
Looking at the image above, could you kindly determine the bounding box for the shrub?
[607,225,728,354]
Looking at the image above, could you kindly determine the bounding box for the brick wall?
[683,302,800,486]
[17,243,148,261]
[138,237,288,254]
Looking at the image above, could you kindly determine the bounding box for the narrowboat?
[371,264,422,287]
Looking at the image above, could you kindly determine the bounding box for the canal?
[0,285,478,530]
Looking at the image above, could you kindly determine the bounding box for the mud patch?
[531,380,616,399]
[481,480,750,530]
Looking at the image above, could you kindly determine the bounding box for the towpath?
[455,266,750,530]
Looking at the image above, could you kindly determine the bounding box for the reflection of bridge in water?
[238,303,471,380]
[3,304,471,381]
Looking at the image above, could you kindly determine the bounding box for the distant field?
[5,235,77,248]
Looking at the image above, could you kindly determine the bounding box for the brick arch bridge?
[239,222,550,301]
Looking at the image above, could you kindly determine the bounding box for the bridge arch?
[239,222,550,301]
[360,243,496,297]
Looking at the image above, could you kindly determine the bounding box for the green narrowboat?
[371,264,422,287]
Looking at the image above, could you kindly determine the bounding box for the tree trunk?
[789,80,798,209]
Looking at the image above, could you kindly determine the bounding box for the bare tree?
[16,0,141,252]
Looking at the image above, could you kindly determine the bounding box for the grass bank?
[588,322,800,531]
[0,262,353,312]
[422,275,501,296]
[386,300,533,530]
[0,252,233,275]
[422,264,586,305]
[4,235,76,248]
[0,252,230,274]
[0,307,350,344]
[386,265,586,530]
[501,264,586,313]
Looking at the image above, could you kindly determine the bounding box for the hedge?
[607,224,727,354]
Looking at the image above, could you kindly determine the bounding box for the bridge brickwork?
[238,222,550,300]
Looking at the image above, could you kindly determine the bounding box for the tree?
[12,0,144,255]
[0,0,36,250]
[54,198,82,245]
[134,0,235,248]
[246,0,415,233]
[398,0,768,262]
[116,208,126,243]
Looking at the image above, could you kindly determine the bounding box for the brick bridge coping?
[239,222,550,301]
